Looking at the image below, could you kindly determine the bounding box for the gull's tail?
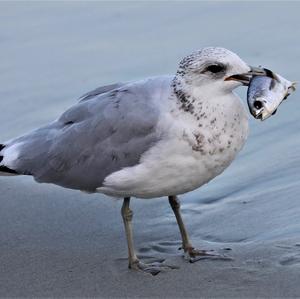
[0,144,19,176]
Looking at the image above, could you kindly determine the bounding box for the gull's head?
[176,47,266,94]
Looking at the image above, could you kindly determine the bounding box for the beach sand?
[0,2,300,297]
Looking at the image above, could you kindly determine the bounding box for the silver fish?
[247,69,296,121]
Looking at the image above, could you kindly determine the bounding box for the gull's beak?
[225,65,269,86]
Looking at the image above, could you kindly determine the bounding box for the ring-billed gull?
[0,47,268,275]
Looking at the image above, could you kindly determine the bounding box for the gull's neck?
[171,72,236,111]
[171,74,196,114]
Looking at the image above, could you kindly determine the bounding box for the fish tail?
[291,82,297,91]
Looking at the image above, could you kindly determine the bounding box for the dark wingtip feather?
[0,144,21,175]
[0,165,18,174]
[0,144,5,163]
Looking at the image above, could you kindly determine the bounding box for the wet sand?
[0,2,300,298]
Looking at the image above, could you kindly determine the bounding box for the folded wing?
[1,79,167,192]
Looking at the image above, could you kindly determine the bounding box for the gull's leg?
[168,195,193,252]
[168,195,226,262]
[121,197,177,275]
[121,197,139,269]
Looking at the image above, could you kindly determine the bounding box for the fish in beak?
[225,65,296,121]
[247,72,296,121]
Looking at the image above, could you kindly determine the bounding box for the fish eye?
[253,100,263,109]
[205,64,225,74]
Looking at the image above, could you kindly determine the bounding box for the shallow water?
[0,2,300,297]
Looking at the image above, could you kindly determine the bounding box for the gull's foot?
[182,246,233,263]
[129,259,178,276]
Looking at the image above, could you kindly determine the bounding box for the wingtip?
[0,144,20,175]
[0,144,4,163]
[0,165,19,175]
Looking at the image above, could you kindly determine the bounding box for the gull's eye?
[205,64,225,73]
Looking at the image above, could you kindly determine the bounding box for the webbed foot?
[129,259,178,276]
[182,246,233,263]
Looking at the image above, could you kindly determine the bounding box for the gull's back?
[0,76,173,192]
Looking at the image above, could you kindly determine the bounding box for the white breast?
[98,92,249,199]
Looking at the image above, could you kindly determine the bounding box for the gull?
[0,47,267,275]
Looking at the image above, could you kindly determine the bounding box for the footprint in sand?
[277,243,300,266]
[138,240,181,255]
[279,254,300,266]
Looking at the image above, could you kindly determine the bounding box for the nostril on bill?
[253,100,263,110]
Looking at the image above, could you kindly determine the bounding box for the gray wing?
[6,81,163,192]
[78,82,124,102]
